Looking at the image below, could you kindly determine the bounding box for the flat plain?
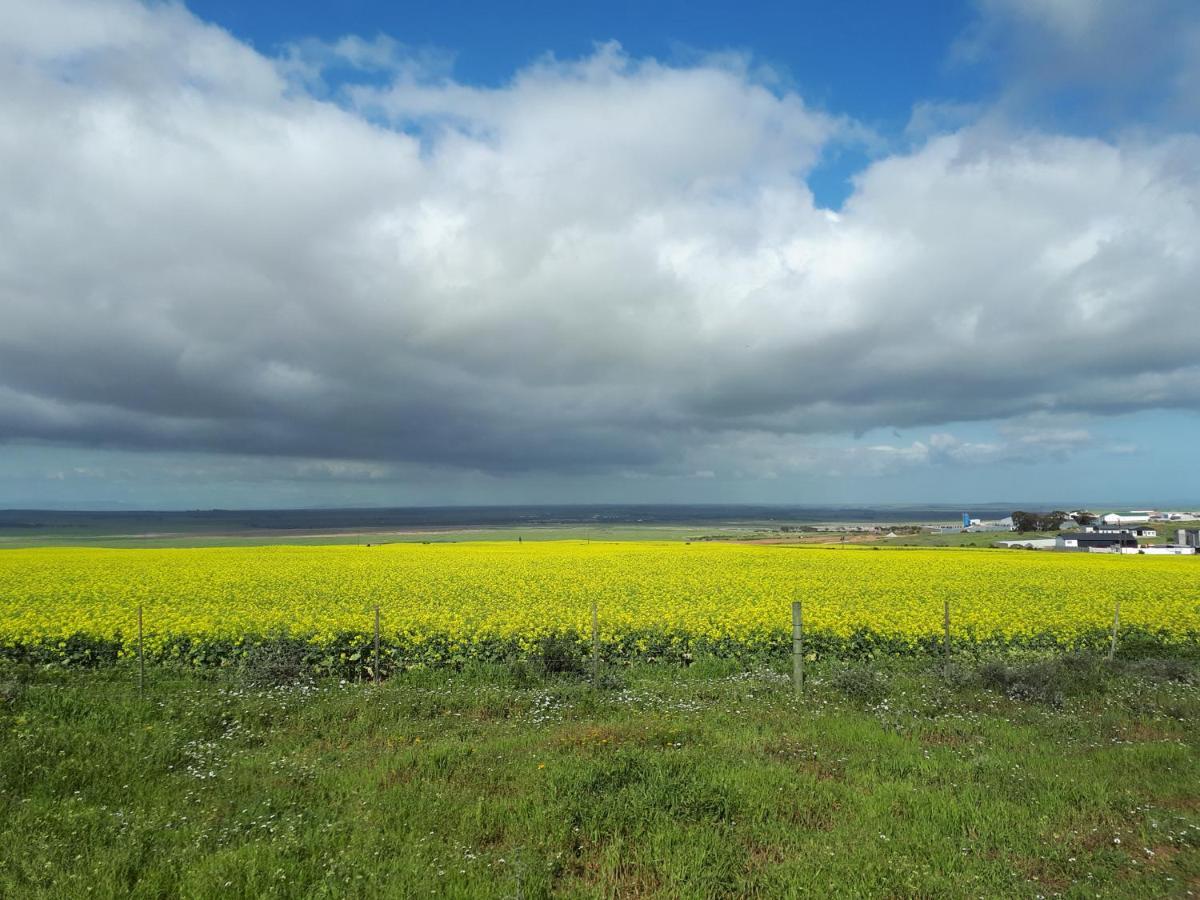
[3,538,1198,897]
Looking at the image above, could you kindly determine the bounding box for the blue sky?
[187,0,984,208]
[1,0,1199,509]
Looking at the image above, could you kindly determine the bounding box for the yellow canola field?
[1,542,1198,657]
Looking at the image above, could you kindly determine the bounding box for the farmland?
[2,543,1198,671]
[4,541,1200,897]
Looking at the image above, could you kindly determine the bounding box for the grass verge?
[1,656,1198,898]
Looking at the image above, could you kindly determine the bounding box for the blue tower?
[962,513,971,528]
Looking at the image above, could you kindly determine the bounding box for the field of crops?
[1,542,1198,671]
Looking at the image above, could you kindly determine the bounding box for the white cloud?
[0,0,1198,483]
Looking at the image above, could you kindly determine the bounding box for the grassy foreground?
[2,657,1199,898]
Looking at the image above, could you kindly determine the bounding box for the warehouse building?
[1176,529,1200,548]
[1056,532,1138,551]
[1121,545,1195,555]
[1101,513,1151,526]
[1090,524,1157,538]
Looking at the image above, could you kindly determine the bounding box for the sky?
[1,0,1199,510]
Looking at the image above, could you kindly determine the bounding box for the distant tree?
[1011,511,1038,532]
[1012,510,1070,532]
[1072,511,1098,526]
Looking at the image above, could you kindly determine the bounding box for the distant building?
[1057,532,1138,551]
[1090,525,1157,538]
[964,515,1015,533]
[1175,529,1200,548]
[1101,513,1151,526]
[1121,545,1195,555]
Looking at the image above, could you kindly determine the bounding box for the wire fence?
[0,591,1151,699]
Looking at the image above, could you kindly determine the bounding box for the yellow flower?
[0,542,1194,658]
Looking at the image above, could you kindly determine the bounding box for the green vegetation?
[1012,511,1071,532]
[3,655,1198,898]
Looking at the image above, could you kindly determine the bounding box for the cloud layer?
[1,0,1198,482]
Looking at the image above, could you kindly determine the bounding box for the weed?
[1121,657,1198,683]
[535,631,586,677]
[977,652,1107,705]
[239,638,316,687]
[829,661,889,704]
[0,680,23,707]
[508,658,537,687]
[594,665,627,691]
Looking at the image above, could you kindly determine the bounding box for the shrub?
[1121,657,1198,683]
[977,652,1106,705]
[939,660,978,690]
[535,631,586,677]
[0,656,29,702]
[239,638,316,687]
[594,665,626,691]
[508,658,537,687]
[0,680,24,706]
[829,662,889,704]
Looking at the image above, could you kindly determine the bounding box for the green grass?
[2,657,1199,898]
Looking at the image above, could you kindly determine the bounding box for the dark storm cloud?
[1,0,1199,480]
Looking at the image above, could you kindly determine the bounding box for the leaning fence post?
[942,598,951,681]
[792,601,804,694]
[1108,599,1121,662]
[137,605,145,699]
[591,600,600,687]
[373,605,381,685]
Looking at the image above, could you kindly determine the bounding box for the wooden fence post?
[943,599,951,681]
[137,605,145,700]
[591,600,600,687]
[373,605,381,685]
[1108,599,1121,662]
[792,601,804,695]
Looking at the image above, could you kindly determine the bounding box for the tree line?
[1010,510,1097,532]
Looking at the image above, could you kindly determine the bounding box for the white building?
[1090,525,1157,537]
[1101,513,1151,526]
[1120,546,1195,555]
[965,516,1016,533]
